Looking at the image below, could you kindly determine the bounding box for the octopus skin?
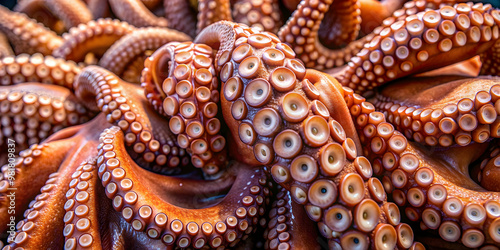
[343,87,500,247]
[74,66,190,173]
[0,5,63,56]
[373,76,500,147]
[141,42,228,174]
[341,3,500,94]
[98,27,192,82]
[163,0,197,37]
[0,53,82,89]
[0,0,500,249]
[195,21,415,249]
[108,0,168,28]
[52,19,136,63]
[14,0,93,34]
[0,33,13,59]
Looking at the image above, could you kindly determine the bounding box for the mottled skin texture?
[0,0,500,249]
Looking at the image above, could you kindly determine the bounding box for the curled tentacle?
[0,5,63,55]
[52,19,136,63]
[264,188,322,250]
[0,53,81,89]
[232,0,283,34]
[373,75,500,147]
[197,21,414,249]
[142,41,227,175]
[15,0,93,33]
[0,83,92,151]
[98,27,191,81]
[196,0,233,34]
[163,0,197,37]
[344,88,500,247]
[341,3,500,94]
[278,0,375,70]
[96,126,271,248]
[318,0,361,48]
[0,114,109,248]
[108,0,168,28]
[83,0,112,19]
[75,66,189,172]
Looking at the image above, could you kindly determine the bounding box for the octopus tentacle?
[473,143,500,191]
[82,0,112,19]
[98,27,191,81]
[15,0,93,33]
[14,0,65,34]
[5,159,100,249]
[42,0,93,29]
[196,0,233,34]
[75,66,189,172]
[480,39,500,75]
[96,126,270,248]
[62,158,102,250]
[141,0,162,9]
[0,83,92,151]
[196,21,414,249]
[0,114,109,238]
[359,0,406,34]
[278,0,375,70]
[108,0,168,28]
[0,54,81,89]
[264,188,321,250]
[0,33,14,59]
[141,42,227,174]
[0,5,63,55]
[52,19,136,63]
[232,0,283,33]
[164,0,197,37]
[122,55,149,84]
[318,0,361,48]
[373,76,500,147]
[341,3,500,94]
[343,88,500,246]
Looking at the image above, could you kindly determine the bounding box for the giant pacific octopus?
[0,0,499,249]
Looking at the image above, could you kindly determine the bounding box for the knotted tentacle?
[52,19,136,63]
[75,66,189,172]
[0,54,81,89]
[96,126,271,248]
[373,76,500,147]
[98,27,191,82]
[108,0,168,28]
[142,42,227,175]
[232,0,283,34]
[196,21,414,249]
[341,3,500,94]
[0,83,92,151]
[163,0,197,37]
[343,88,500,247]
[0,5,63,55]
[196,0,233,34]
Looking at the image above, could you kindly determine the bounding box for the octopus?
[0,0,498,249]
